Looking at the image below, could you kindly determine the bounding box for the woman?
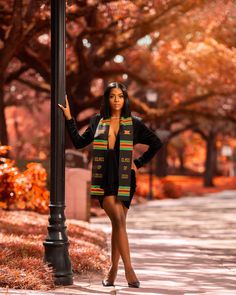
[58,81,163,288]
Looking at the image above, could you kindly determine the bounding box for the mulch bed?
[0,209,110,291]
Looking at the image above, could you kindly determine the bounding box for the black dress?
[98,130,137,209]
[65,113,164,208]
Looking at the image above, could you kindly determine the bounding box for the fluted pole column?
[43,0,73,285]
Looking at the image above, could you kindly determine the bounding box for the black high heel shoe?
[125,268,140,288]
[102,279,115,286]
[128,281,140,288]
[102,267,117,287]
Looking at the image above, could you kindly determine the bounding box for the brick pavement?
[1,190,236,294]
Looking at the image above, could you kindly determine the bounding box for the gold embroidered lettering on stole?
[121,157,130,163]
[95,156,104,161]
[95,173,103,178]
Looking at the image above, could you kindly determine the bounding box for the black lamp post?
[147,137,153,200]
[43,0,73,285]
[146,90,158,201]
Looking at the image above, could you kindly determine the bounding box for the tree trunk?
[204,130,217,187]
[155,143,168,177]
[178,148,185,174]
[0,80,8,146]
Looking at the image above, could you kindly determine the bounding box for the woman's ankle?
[124,265,133,272]
[109,264,118,271]
[105,265,118,281]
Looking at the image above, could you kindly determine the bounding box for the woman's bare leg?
[109,201,128,271]
[102,195,138,283]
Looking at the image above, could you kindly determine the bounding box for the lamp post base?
[43,240,73,285]
[43,204,73,286]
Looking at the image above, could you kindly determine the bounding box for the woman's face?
[109,87,125,113]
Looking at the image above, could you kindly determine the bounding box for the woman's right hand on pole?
[58,94,72,120]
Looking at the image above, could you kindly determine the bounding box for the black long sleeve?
[65,114,98,149]
[134,118,163,169]
[65,114,163,168]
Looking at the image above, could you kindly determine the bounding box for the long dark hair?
[100,82,132,119]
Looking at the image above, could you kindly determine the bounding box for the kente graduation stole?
[90,116,133,201]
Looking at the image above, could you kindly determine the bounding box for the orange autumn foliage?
[0,145,49,214]
[160,179,183,199]
[136,173,183,199]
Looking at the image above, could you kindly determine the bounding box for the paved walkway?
[1,190,236,294]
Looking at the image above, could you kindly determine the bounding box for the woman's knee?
[111,213,126,228]
[103,197,126,228]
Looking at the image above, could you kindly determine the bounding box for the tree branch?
[5,65,30,84]
[17,78,50,93]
